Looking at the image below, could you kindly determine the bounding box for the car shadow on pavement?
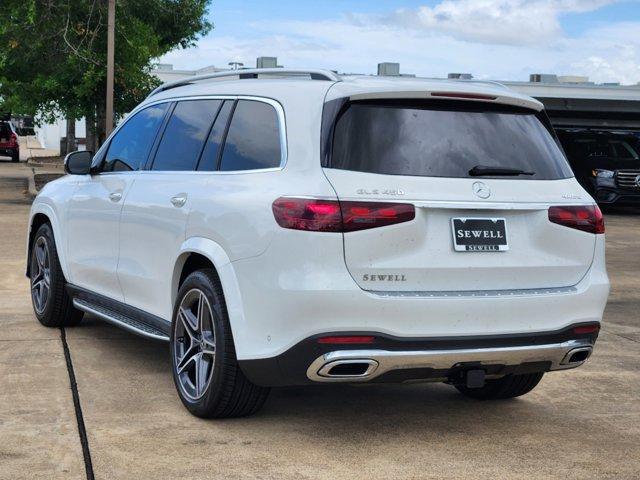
[71,315,558,433]
[264,381,553,435]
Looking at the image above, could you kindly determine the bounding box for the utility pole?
[105,0,115,137]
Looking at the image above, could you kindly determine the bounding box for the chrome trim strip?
[330,199,594,210]
[411,200,593,209]
[306,339,592,383]
[368,286,578,299]
[135,167,283,176]
[73,299,169,342]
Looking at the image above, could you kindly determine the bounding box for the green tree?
[0,0,212,151]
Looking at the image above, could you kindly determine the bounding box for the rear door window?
[152,99,222,171]
[219,100,282,171]
[330,100,573,180]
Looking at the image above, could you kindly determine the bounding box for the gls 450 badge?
[356,188,405,196]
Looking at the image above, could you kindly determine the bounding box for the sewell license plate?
[451,218,508,252]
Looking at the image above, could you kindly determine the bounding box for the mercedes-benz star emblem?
[472,181,491,199]
[635,174,640,188]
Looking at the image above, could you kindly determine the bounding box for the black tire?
[30,223,83,327]
[11,151,19,162]
[454,372,544,400]
[170,269,270,418]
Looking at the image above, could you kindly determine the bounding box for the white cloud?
[386,0,616,45]
[159,1,640,85]
[558,22,640,84]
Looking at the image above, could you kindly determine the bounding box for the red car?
[0,121,19,162]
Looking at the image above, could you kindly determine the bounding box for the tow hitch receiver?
[465,369,486,389]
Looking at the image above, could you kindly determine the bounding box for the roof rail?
[148,68,342,97]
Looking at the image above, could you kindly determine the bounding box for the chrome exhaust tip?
[561,346,593,365]
[317,359,379,378]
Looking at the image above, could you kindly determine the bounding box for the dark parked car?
[557,129,640,206]
[0,121,19,162]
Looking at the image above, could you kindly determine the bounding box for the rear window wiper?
[469,165,535,177]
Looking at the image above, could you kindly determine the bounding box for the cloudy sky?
[160,0,640,85]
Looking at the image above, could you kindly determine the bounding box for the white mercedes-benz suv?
[27,69,610,418]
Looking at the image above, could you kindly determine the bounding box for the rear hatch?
[323,98,596,292]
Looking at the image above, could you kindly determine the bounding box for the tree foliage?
[0,0,212,147]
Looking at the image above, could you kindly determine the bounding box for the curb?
[27,166,64,199]
[27,167,38,198]
[27,160,65,168]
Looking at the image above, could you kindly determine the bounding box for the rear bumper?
[307,339,592,383]
[239,324,599,387]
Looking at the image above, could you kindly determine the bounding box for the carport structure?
[503,80,640,130]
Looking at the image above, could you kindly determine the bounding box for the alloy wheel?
[31,236,51,314]
[173,289,216,400]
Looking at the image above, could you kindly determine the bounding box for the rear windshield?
[330,101,573,180]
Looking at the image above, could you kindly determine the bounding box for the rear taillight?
[272,197,415,232]
[548,205,604,234]
[573,324,600,335]
[9,132,18,147]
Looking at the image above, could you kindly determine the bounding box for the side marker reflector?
[317,336,376,344]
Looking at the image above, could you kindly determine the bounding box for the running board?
[72,297,170,342]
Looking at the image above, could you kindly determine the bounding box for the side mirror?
[64,150,93,175]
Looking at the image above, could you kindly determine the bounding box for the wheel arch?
[172,237,247,344]
[26,205,69,279]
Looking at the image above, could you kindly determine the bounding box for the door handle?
[109,192,122,202]
[170,195,187,208]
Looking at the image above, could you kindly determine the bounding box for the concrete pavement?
[1,160,639,479]
[0,163,86,479]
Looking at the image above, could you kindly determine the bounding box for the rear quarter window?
[330,100,573,180]
[219,100,282,172]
